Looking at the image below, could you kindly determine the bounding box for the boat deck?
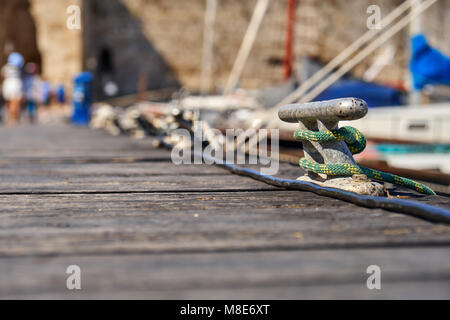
[1,123,450,299]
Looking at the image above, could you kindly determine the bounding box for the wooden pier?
[1,123,449,299]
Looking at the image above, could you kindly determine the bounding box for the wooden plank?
[1,248,449,299]
[0,154,171,163]
[0,124,167,159]
[0,162,229,177]
[1,122,450,300]
[0,174,277,194]
[0,191,449,257]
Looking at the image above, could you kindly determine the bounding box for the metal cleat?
[278,98,385,196]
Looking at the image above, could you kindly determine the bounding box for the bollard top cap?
[278,98,368,123]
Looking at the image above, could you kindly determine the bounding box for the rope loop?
[294,126,435,195]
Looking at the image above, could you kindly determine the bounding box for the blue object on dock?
[71,72,93,126]
[410,34,450,90]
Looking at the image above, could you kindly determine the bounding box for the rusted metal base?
[297,173,386,196]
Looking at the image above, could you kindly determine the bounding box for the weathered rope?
[294,126,435,195]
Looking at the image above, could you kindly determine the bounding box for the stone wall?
[121,0,288,91]
[29,0,82,89]
[82,0,179,100]
[121,0,450,91]
[296,0,450,87]
[1,0,449,96]
[0,0,41,70]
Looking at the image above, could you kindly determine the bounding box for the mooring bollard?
[279,98,385,196]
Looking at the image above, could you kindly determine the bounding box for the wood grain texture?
[0,123,449,299]
[1,191,450,257]
[1,248,449,299]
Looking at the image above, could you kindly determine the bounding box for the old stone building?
[1,0,81,95]
[1,0,449,99]
[0,0,41,72]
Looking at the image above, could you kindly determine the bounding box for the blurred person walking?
[23,62,40,123]
[1,52,24,125]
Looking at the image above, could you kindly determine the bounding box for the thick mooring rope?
[160,141,450,224]
[294,126,436,195]
[205,154,450,224]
